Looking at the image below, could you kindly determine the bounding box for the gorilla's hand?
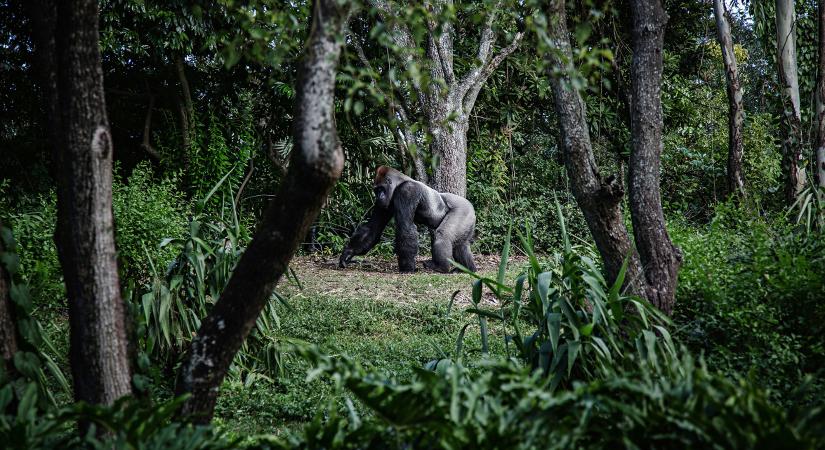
[339,248,354,268]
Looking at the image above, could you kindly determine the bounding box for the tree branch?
[141,92,161,161]
[425,11,455,85]
[351,35,419,164]
[461,31,524,115]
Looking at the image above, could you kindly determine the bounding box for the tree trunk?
[0,221,19,377]
[713,0,746,197]
[175,56,194,174]
[175,0,349,423]
[545,0,645,291]
[776,0,805,202]
[628,0,682,315]
[367,0,522,196]
[141,92,161,160]
[431,119,469,197]
[30,0,133,406]
[817,0,825,187]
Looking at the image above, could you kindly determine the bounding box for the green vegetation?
[2,0,825,448]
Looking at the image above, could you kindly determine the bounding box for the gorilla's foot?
[423,259,451,273]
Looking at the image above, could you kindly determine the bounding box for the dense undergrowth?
[2,169,824,447]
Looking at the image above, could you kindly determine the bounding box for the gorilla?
[339,166,477,273]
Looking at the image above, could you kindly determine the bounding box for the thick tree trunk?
[629,0,682,315]
[713,0,745,197]
[776,0,805,202]
[817,0,825,187]
[175,0,348,423]
[31,0,133,406]
[545,0,645,291]
[431,120,469,197]
[0,221,19,376]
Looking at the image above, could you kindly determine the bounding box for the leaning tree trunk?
[817,0,825,187]
[713,0,746,197]
[30,0,133,406]
[776,0,805,202]
[175,0,349,423]
[628,0,682,315]
[544,0,645,292]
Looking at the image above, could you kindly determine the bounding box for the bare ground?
[284,254,527,308]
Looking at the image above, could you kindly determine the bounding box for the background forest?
[1,0,825,448]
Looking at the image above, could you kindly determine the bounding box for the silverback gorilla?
[339,166,477,273]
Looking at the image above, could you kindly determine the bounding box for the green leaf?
[547,313,561,352]
[497,223,512,287]
[14,352,41,379]
[536,272,551,312]
[17,383,38,423]
[471,279,482,307]
[567,340,581,377]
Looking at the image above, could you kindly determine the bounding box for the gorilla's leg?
[453,240,477,272]
[423,229,453,273]
[394,205,418,273]
[425,193,476,273]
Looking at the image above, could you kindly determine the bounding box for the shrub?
[272,343,825,449]
[672,202,825,402]
[2,163,189,306]
[113,162,189,283]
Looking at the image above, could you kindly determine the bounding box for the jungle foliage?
[1,0,825,448]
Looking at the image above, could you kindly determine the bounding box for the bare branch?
[425,12,455,85]
[453,5,501,98]
[475,6,500,66]
[461,31,524,114]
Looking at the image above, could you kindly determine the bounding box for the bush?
[469,148,588,254]
[1,193,62,308]
[113,162,189,283]
[2,163,189,307]
[273,348,825,450]
[0,379,236,450]
[672,202,825,402]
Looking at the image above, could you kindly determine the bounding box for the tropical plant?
[452,201,674,390]
[0,225,70,408]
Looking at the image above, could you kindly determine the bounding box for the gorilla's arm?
[339,206,392,267]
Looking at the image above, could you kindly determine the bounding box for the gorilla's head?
[374,166,398,209]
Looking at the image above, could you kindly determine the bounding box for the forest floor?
[214,254,528,437]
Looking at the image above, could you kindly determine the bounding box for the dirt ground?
[284,254,528,308]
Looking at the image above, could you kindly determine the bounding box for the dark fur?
[339,167,477,273]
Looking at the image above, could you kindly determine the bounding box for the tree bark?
[367,0,523,196]
[817,0,825,187]
[30,0,133,406]
[776,0,805,202]
[0,221,19,377]
[713,0,746,198]
[628,0,682,315]
[175,0,348,423]
[544,0,645,291]
[141,92,161,160]
[175,56,194,174]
